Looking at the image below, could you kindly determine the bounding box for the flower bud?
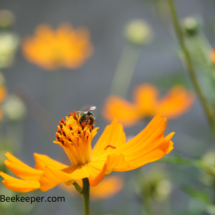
[2,95,26,121]
[136,167,172,201]
[125,19,152,45]
[202,151,215,172]
[0,33,19,68]
[201,151,215,185]
[182,17,199,36]
[0,10,15,29]
[154,179,172,201]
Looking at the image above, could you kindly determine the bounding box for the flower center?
[54,111,98,166]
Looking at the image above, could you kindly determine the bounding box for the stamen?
[104,145,116,150]
[69,124,73,130]
[72,111,77,120]
[59,121,63,129]
[57,128,62,134]
[61,118,66,125]
[56,134,61,141]
[60,138,64,145]
[62,129,66,137]
[69,112,72,116]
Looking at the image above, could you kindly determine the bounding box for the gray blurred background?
[0,0,215,215]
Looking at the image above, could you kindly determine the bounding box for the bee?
[78,106,96,128]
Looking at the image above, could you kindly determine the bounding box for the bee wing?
[84,106,96,113]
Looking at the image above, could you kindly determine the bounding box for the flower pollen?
[54,111,98,166]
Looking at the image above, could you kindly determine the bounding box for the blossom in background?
[103,84,194,126]
[60,175,124,200]
[211,51,215,65]
[0,85,7,120]
[22,24,93,70]
[0,111,174,193]
[0,33,19,68]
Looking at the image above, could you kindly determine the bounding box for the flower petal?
[39,166,75,192]
[133,84,158,115]
[40,165,91,192]
[102,96,140,126]
[93,119,126,158]
[157,86,195,118]
[34,153,68,170]
[105,113,174,172]
[4,152,43,180]
[84,161,107,187]
[0,172,40,193]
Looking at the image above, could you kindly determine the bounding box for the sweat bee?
[77,106,96,128]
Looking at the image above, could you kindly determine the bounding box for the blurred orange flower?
[211,51,215,65]
[60,175,124,200]
[0,85,7,119]
[103,84,195,126]
[0,111,173,193]
[22,24,93,70]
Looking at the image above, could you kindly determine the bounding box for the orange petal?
[40,165,91,192]
[0,86,7,103]
[22,24,93,70]
[102,96,140,126]
[104,113,174,172]
[34,153,68,170]
[93,119,126,158]
[211,50,215,64]
[0,172,40,193]
[4,152,43,180]
[39,166,74,192]
[133,84,158,115]
[85,161,107,187]
[157,86,195,118]
[59,175,124,200]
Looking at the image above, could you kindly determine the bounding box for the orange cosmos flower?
[0,85,7,119]
[60,175,124,200]
[0,111,174,193]
[22,24,93,70]
[211,50,215,64]
[103,84,194,126]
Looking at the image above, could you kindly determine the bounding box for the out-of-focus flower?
[60,175,124,200]
[125,19,152,45]
[136,168,172,202]
[210,51,215,66]
[201,151,215,185]
[2,95,26,121]
[22,24,93,70]
[0,10,15,29]
[0,84,7,120]
[0,111,174,193]
[103,84,194,126]
[0,33,19,68]
[182,17,199,36]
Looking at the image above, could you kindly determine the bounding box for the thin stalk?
[166,0,215,138]
[73,182,83,194]
[110,43,142,98]
[82,178,90,215]
[144,196,154,215]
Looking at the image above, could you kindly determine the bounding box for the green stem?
[73,182,83,194]
[144,196,154,215]
[82,178,90,215]
[166,0,215,138]
[110,43,142,98]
